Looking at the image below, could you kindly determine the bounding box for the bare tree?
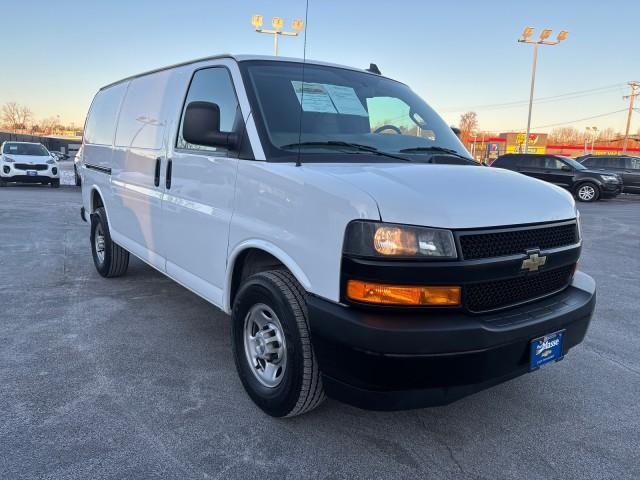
[1,102,33,132]
[39,116,60,135]
[458,111,478,144]
[548,126,582,144]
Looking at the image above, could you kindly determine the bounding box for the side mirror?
[183,101,238,149]
[561,165,571,171]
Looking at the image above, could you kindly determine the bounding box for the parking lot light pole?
[584,127,591,154]
[252,15,304,56]
[518,27,569,154]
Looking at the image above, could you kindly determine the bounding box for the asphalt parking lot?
[0,185,639,480]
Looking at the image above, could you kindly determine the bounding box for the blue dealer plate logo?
[530,330,565,370]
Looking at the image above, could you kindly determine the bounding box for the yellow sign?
[506,145,545,154]
[516,133,540,145]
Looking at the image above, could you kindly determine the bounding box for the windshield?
[240,60,469,162]
[2,143,49,156]
[558,156,587,170]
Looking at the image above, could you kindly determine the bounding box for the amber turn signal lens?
[346,280,461,306]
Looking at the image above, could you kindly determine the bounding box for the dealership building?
[469,133,640,162]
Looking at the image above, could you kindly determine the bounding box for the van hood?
[4,155,53,165]
[307,163,576,229]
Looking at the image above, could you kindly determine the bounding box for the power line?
[440,83,626,112]
[530,109,627,129]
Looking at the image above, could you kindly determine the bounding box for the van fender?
[224,239,312,313]
[88,184,112,225]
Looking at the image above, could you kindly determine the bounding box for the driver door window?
[544,157,566,170]
[176,67,241,154]
[366,97,434,139]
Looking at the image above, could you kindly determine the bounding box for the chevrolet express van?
[80,55,595,417]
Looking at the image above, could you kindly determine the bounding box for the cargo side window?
[176,67,241,153]
[84,82,128,146]
[629,157,640,169]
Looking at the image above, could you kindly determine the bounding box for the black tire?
[90,207,129,277]
[232,270,325,417]
[74,166,81,186]
[50,179,60,188]
[575,182,600,202]
[0,179,7,187]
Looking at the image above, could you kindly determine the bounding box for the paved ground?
[0,186,638,480]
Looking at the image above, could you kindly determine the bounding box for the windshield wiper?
[280,141,411,162]
[398,146,477,163]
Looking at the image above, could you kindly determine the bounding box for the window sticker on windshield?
[324,84,368,117]
[291,81,337,113]
[9,145,17,151]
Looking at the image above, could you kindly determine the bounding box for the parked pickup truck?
[79,55,595,417]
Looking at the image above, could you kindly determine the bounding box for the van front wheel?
[90,207,129,277]
[232,270,325,417]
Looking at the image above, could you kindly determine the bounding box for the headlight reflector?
[344,221,457,259]
[346,280,461,306]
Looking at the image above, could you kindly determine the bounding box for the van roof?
[100,54,382,91]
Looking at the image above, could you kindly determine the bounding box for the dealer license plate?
[530,330,565,370]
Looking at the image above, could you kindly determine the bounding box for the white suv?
[0,141,60,188]
[80,55,595,417]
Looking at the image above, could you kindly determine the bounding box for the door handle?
[166,159,172,189]
[154,158,161,187]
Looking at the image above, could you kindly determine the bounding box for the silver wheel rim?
[243,303,287,388]
[95,223,106,264]
[578,185,595,201]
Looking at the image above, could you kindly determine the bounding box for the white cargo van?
[80,55,595,417]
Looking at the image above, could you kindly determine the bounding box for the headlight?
[601,175,618,182]
[343,221,457,259]
[2,156,15,163]
[46,159,56,165]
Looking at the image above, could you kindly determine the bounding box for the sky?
[2,0,639,135]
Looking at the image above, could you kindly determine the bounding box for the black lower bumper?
[601,183,622,197]
[307,271,595,410]
[1,175,57,184]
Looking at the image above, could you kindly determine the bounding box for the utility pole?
[622,81,640,153]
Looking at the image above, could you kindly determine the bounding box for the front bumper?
[601,182,622,197]
[307,271,595,410]
[0,174,58,184]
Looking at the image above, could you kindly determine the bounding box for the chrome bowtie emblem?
[522,249,546,272]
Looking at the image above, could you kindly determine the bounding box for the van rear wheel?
[90,207,129,277]
[232,270,325,417]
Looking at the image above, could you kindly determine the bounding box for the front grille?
[14,163,48,171]
[459,222,578,260]
[464,264,575,312]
